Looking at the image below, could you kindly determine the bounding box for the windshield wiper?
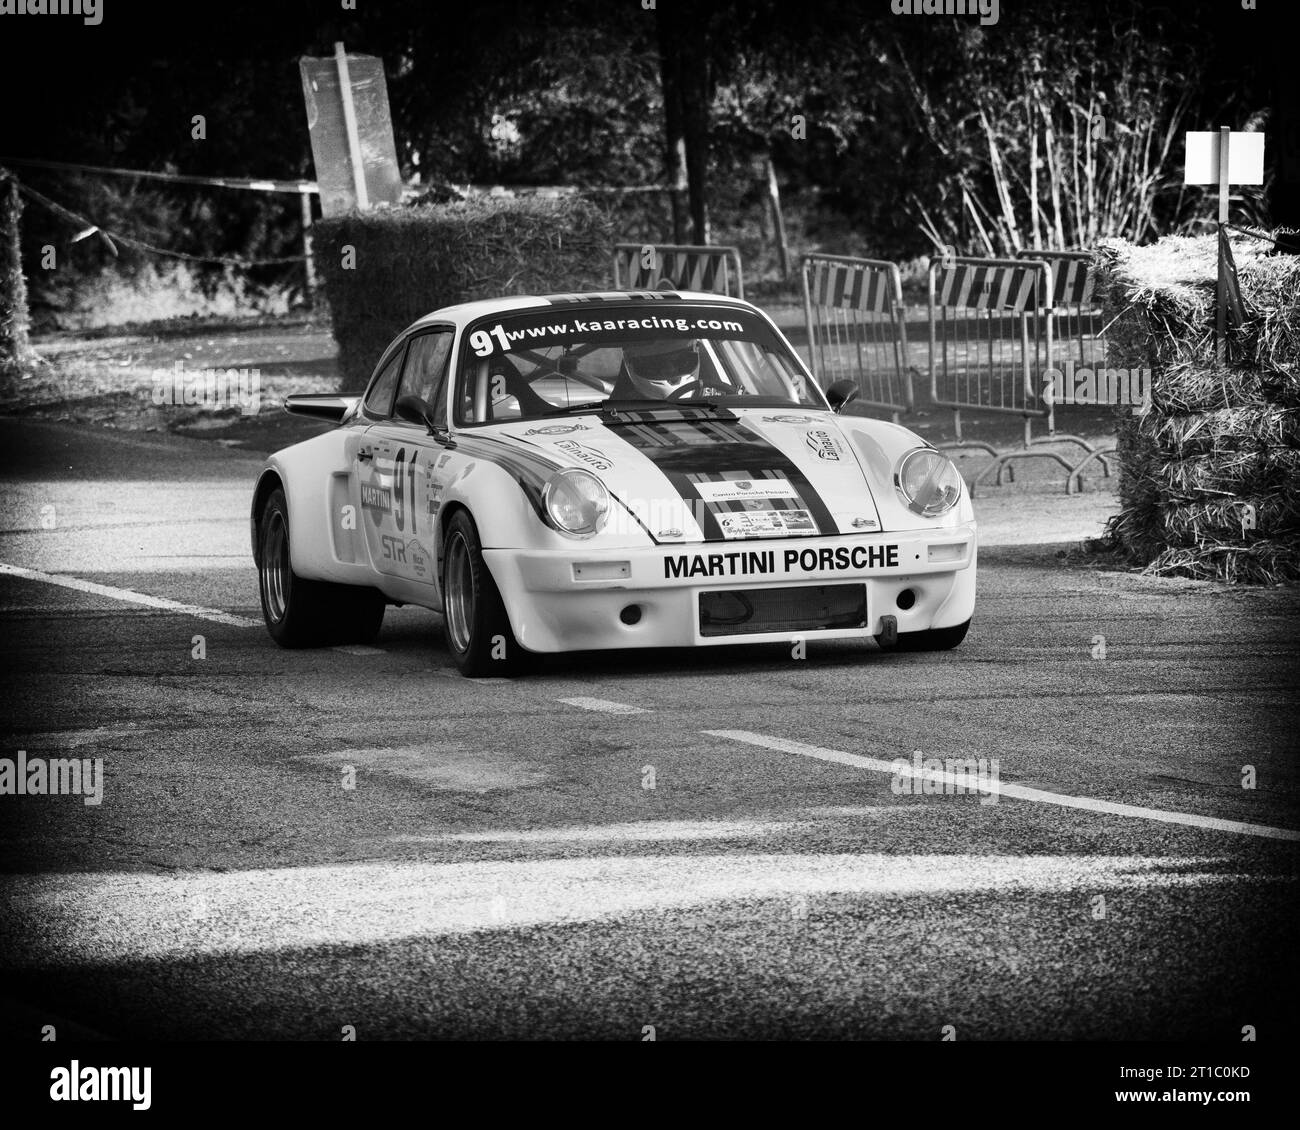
[540,398,728,419]
[540,401,609,416]
[601,399,727,415]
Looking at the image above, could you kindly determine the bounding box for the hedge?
[314,195,614,388]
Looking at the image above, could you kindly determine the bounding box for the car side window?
[396,330,454,422]
[364,347,405,418]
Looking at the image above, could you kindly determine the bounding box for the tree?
[655,1,713,243]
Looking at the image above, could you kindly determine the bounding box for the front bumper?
[483,524,977,653]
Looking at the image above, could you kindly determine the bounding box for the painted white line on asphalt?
[0,562,261,628]
[704,730,1300,842]
[399,818,816,843]
[5,854,1277,962]
[558,696,648,714]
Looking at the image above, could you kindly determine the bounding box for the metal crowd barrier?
[1016,249,1105,366]
[1015,249,1115,489]
[612,243,745,298]
[928,256,1106,493]
[800,254,912,422]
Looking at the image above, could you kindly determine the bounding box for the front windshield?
[453,304,824,425]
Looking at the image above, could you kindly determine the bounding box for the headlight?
[895,448,962,517]
[542,469,610,536]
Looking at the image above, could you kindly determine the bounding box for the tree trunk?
[656,2,710,245]
[0,172,33,377]
[1270,31,1300,240]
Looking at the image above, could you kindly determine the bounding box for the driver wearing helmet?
[610,338,702,401]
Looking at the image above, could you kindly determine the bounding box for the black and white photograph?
[0,0,1294,1112]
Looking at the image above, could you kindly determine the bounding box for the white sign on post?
[1184,131,1265,185]
[300,44,403,218]
[1184,128,1266,365]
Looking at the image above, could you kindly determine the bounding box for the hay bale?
[1097,233,1300,583]
[315,195,613,388]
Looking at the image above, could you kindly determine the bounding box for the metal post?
[300,191,317,307]
[334,42,369,211]
[1216,126,1230,365]
[801,259,816,372]
[766,156,790,281]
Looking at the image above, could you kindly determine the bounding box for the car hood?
[477,408,884,545]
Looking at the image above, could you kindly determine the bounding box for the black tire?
[258,488,385,648]
[877,618,971,652]
[440,509,530,676]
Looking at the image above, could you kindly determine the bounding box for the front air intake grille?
[699,584,867,637]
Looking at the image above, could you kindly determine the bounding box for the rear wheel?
[441,510,530,676]
[258,488,385,647]
[877,619,971,652]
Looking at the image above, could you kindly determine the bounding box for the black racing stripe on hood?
[457,432,658,543]
[606,417,838,541]
[454,434,564,521]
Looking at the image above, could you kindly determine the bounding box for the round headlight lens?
[542,469,610,535]
[896,448,962,517]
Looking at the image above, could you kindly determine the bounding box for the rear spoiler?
[284,395,359,423]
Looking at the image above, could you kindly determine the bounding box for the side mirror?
[394,394,436,430]
[825,380,860,413]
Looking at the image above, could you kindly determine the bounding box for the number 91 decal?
[469,324,512,357]
[393,448,419,533]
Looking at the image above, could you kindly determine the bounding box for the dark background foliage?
[0,0,1285,313]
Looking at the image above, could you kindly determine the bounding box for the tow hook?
[879,614,898,646]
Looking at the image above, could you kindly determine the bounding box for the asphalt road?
[0,419,1296,1040]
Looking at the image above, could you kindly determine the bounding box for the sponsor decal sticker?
[805,428,843,461]
[717,510,817,539]
[408,539,433,581]
[361,483,392,512]
[663,542,900,579]
[762,414,818,424]
[694,477,797,503]
[524,423,590,435]
[554,439,613,472]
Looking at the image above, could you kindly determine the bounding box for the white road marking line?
[397,818,815,843]
[294,747,547,792]
[704,729,1300,842]
[6,855,1278,961]
[332,645,385,656]
[0,562,261,628]
[557,696,648,714]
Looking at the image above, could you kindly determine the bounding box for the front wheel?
[441,510,531,676]
[876,618,971,652]
[258,487,385,647]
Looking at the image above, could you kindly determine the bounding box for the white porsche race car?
[252,291,976,676]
